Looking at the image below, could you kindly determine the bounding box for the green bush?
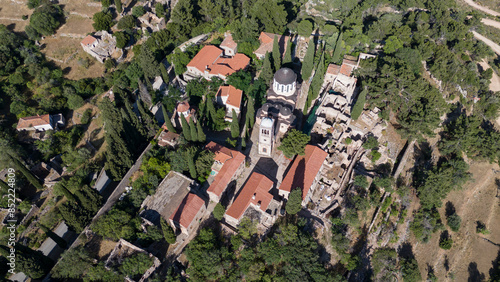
[363,136,379,150]
[370,150,381,162]
[353,175,368,188]
[345,137,352,144]
[117,15,135,29]
[213,203,225,221]
[132,6,146,18]
[80,109,92,124]
[446,214,461,232]
[439,237,453,250]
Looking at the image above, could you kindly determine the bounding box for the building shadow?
[252,157,280,184]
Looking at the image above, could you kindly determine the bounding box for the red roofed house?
[279,145,328,205]
[169,193,207,236]
[254,32,290,60]
[186,45,250,81]
[205,142,246,202]
[174,101,196,128]
[220,32,238,57]
[225,172,275,227]
[80,31,117,63]
[325,64,341,83]
[17,114,65,131]
[216,85,243,122]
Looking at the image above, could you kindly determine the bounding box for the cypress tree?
[0,179,9,191]
[160,218,176,244]
[180,114,191,141]
[283,39,292,65]
[231,109,239,138]
[351,89,367,120]
[302,39,315,81]
[159,63,170,85]
[114,0,122,13]
[54,183,77,203]
[188,156,197,179]
[124,99,147,138]
[9,156,43,190]
[196,122,206,143]
[332,32,343,64]
[206,96,216,128]
[120,108,142,152]
[136,99,157,137]
[260,52,273,84]
[246,96,255,128]
[309,50,325,101]
[162,105,176,133]
[189,118,198,142]
[272,35,281,71]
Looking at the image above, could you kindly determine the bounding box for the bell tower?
[258,117,274,156]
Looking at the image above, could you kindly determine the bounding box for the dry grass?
[0,0,32,32]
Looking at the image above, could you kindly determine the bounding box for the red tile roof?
[81,35,97,46]
[169,193,205,229]
[327,64,341,76]
[216,85,242,109]
[254,32,289,58]
[187,45,249,78]
[220,32,237,50]
[17,114,51,130]
[279,145,328,200]
[177,101,190,113]
[226,172,273,220]
[339,63,354,77]
[206,141,235,164]
[206,143,245,197]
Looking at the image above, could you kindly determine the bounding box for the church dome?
[261,117,274,128]
[280,106,291,116]
[274,68,297,85]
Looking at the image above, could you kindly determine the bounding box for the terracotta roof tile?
[216,85,242,109]
[327,64,341,76]
[206,141,235,164]
[17,114,51,130]
[279,145,328,200]
[169,193,205,230]
[177,101,190,113]
[81,35,97,46]
[226,172,273,220]
[254,32,289,58]
[339,63,354,77]
[206,143,245,197]
[220,32,237,50]
[187,45,249,78]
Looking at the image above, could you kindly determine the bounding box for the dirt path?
[462,0,500,16]
[481,17,500,29]
[478,59,500,91]
[472,31,500,55]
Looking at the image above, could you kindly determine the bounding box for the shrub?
[92,10,113,31]
[213,203,225,221]
[117,15,135,30]
[439,237,453,250]
[446,214,461,232]
[285,188,303,215]
[370,150,381,162]
[353,175,368,189]
[80,109,92,124]
[345,137,352,144]
[132,6,146,18]
[363,136,379,150]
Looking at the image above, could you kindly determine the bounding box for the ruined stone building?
[80,31,117,63]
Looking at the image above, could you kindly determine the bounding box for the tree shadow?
[444,255,450,272]
[468,262,485,282]
[398,242,416,261]
[489,250,500,280]
[445,201,456,217]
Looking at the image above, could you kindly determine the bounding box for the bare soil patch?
[412,161,500,281]
[478,60,500,92]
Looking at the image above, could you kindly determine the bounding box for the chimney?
[252,193,256,200]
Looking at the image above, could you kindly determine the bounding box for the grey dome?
[280,106,291,116]
[274,68,297,85]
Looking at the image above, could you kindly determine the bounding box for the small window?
[263,148,267,153]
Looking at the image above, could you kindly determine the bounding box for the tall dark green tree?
[162,105,176,133]
[160,217,176,244]
[114,0,122,13]
[180,114,191,141]
[189,118,198,142]
[230,109,239,138]
[100,97,133,180]
[196,122,206,143]
[206,96,216,128]
[188,154,197,179]
[351,89,367,120]
[277,129,310,158]
[138,44,160,80]
[332,32,343,64]
[302,40,315,80]
[246,96,255,128]
[259,52,274,84]
[9,155,43,190]
[283,39,292,65]
[272,35,281,71]
[136,99,157,137]
[285,188,302,215]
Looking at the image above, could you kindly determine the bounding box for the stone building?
[169,193,207,236]
[80,31,117,63]
[220,32,237,57]
[16,114,65,131]
[215,85,243,122]
[224,172,280,228]
[279,145,328,205]
[255,67,300,156]
[254,32,290,60]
